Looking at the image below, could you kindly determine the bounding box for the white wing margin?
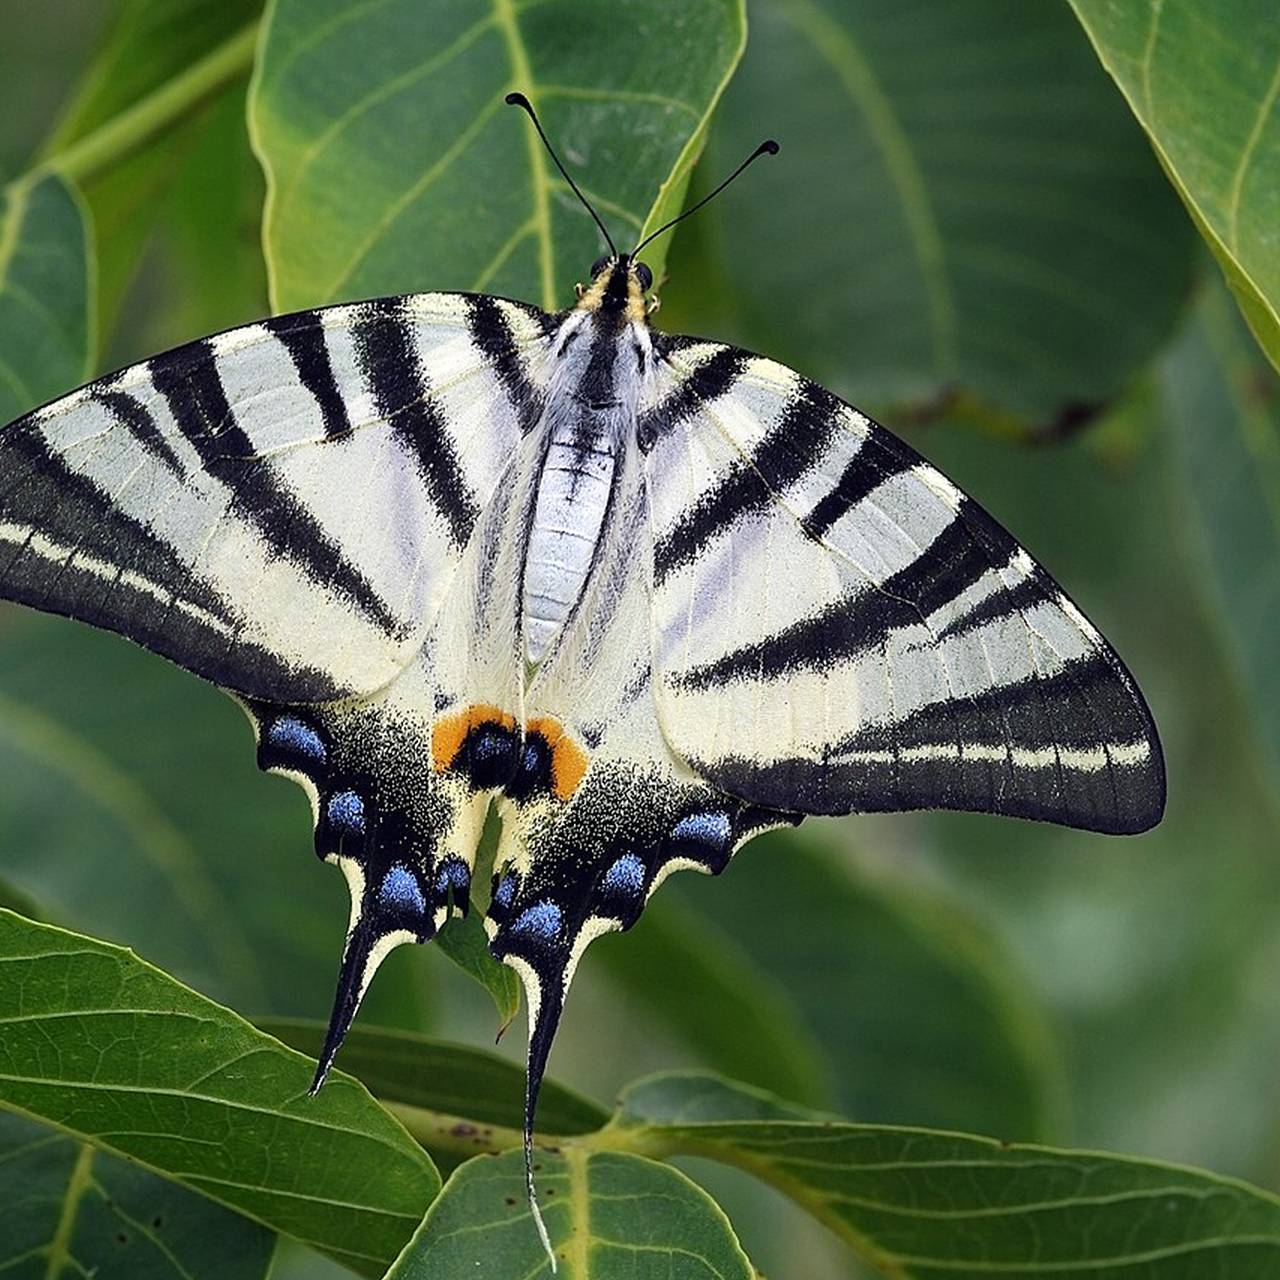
[643,339,1164,835]
[0,292,553,700]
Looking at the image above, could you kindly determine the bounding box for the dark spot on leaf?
[152,1215,164,1229]
[116,1233,129,1246]
[1038,399,1104,442]
[505,1196,517,1206]
[451,1122,478,1137]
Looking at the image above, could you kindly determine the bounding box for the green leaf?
[607,1072,1280,1277]
[592,888,830,1106]
[662,0,1196,426]
[386,1149,753,1279]
[0,173,92,423]
[0,909,440,1277]
[40,1,261,337]
[664,830,1058,1138]
[434,904,521,1029]
[250,0,746,311]
[1069,0,1280,371]
[258,1018,609,1137]
[0,612,435,1034]
[0,1110,276,1280]
[1161,276,1280,784]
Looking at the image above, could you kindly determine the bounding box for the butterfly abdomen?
[521,310,650,664]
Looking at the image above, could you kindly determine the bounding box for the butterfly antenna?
[632,139,779,256]
[506,91,616,257]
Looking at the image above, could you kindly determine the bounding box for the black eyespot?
[590,255,611,278]
[634,261,653,292]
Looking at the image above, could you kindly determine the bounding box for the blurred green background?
[1,1,1279,1276]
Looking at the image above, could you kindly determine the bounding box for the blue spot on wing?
[511,900,562,941]
[267,716,326,765]
[671,810,731,850]
[493,871,518,910]
[379,865,426,915]
[327,790,365,834]
[601,853,645,897]
[435,857,471,896]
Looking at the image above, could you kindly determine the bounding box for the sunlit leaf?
[386,1149,753,1279]
[0,910,440,1277]
[1069,0,1280,371]
[0,1111,275,1280]
[251,0,747,311]
[663,0,1195,427]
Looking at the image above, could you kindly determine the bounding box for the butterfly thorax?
[522,267,652,664]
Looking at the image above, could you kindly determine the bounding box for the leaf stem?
[382,1100,528,1157]
[35,22,260,187]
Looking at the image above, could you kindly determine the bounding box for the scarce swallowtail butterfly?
[0,93,1164,1263]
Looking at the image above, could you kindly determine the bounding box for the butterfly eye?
[590,254,611,278]
[634,261,653,292]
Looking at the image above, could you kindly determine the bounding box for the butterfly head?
[576,254,653,324]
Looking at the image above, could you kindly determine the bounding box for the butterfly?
[0,93,1163,1261]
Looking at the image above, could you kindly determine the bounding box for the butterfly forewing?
[644,338,1165,835]
[0,293,553,701]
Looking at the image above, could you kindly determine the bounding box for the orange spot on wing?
[527,715,590,801]
[431,704,516,772]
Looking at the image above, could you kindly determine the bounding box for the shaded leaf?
[592,887,829,1106]
[0,909,440,1277]
[259,1018,609,1137]
[1069,0,1280,370]
[251,0,746,311]
[663,0,1195,425]
[0,1110,275,1280]
[666,829,1058,1138]
[0,611,435,1033]
[386,1148,753,1279]
[111,86,269,368]
[609,1072,1280,1277]
[420,802,522,1022]
[1162,276,1280,785]
[40,0,261,336]
[0,172,92,423]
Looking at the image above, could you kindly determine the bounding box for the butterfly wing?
[0,293,553,701]
[643,339,1165,835]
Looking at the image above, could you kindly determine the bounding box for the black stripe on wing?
[674,494,1030,691]
[266,311,354,440]
[701,651,1162,834]
[0,422,339,698]
[653,379,843,585]
[94,386,187,480]
[639,343,748,452]
[353,299,478,548]
[653,357,1165,834]
[148,336,404,638]
[465,296,548,436]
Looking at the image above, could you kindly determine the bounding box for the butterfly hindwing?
[0,292,554,702]
[643,338,1165,835]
